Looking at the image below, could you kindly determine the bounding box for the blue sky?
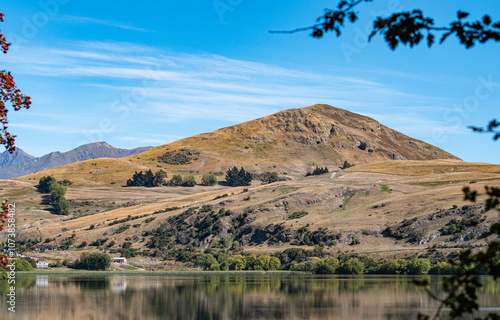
[1,1,499,163]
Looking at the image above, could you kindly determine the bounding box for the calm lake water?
[1,274,499,320]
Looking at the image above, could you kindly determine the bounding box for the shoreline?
[16,270,308,276]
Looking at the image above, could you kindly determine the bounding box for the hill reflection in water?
[1,274,499,320]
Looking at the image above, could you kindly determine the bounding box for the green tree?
[144,169,155,187]
[195,253,220,271]
[49,182,70,215]
[268,172,279,183]
[37,176,57,193]
[341,160,354,169]
[377,259,407,274]
[14,258,34,271]
[305,257,322,272]
[182,175,196,187]
[75,252,111,271]
[429,262,457,275]
[126,169,166,187]
[201,173,218,186]
[316,257,340,274]
[244,254,257,270]
[153,169,167,186]
[225,166,252,186]
[170,174,183,186]
[406,258,431,275]
[257,255,271,270]
[339,258,364,274]
[126,171,145,186]
[268,257,281,270]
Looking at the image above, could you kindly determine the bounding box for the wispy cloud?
[9,123,84,134]
[56,15,154,33]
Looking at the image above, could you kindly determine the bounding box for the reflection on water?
[0,274,499,320]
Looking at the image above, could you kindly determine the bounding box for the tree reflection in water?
[1,274,498,320]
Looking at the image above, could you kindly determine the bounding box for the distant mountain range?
[0,142,152,179]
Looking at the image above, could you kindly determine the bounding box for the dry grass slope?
[18,104,461,186]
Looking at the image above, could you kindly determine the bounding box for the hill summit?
[134,104,459,172]
[19,104,459,185]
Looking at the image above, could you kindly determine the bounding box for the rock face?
[0,142,152,179]
[138,104,459,174]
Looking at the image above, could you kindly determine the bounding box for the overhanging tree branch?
[269,1,500,50]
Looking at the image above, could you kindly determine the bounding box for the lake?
[1,274,499,320]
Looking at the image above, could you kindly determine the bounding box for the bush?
[350,238,360,245]
[37,176,57,193]
[153,170,168,186]
[75,252,111,270]
[406,258,431,275]
[158,150,192,165]
[315,257,340,274]
[305,166,329,176]
[201,173,218,186]
[358,142,367,150]
[200,204,213,213]
[380,184,392,194]
[78,241,87,248]
[341,160,354,169]
[15,258,34,271]
[287,210,309,220]
[115,224,131,234]
[90,238,108,246]
[225,166,252,186]
[182,175,197,187]
[170,175,183,186]
[58,179,72,186]
[429,261,457,275]
[253,171,282,184]
[441,218,470,235]
[339,258,364,274]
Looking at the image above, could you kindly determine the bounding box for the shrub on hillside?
[305,166,329,176]
[158,150,194,165]
[341,160,354,169]
[287,210,309,220]
[182,175,197,187]
[170,175,184,186]
[253,171,283,184]
[201,173,218,186]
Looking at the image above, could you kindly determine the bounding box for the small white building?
[36,262,49,269]
[112,257,127,264]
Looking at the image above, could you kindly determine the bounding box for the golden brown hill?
[132,104,459,172]
[18,104,459,185]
